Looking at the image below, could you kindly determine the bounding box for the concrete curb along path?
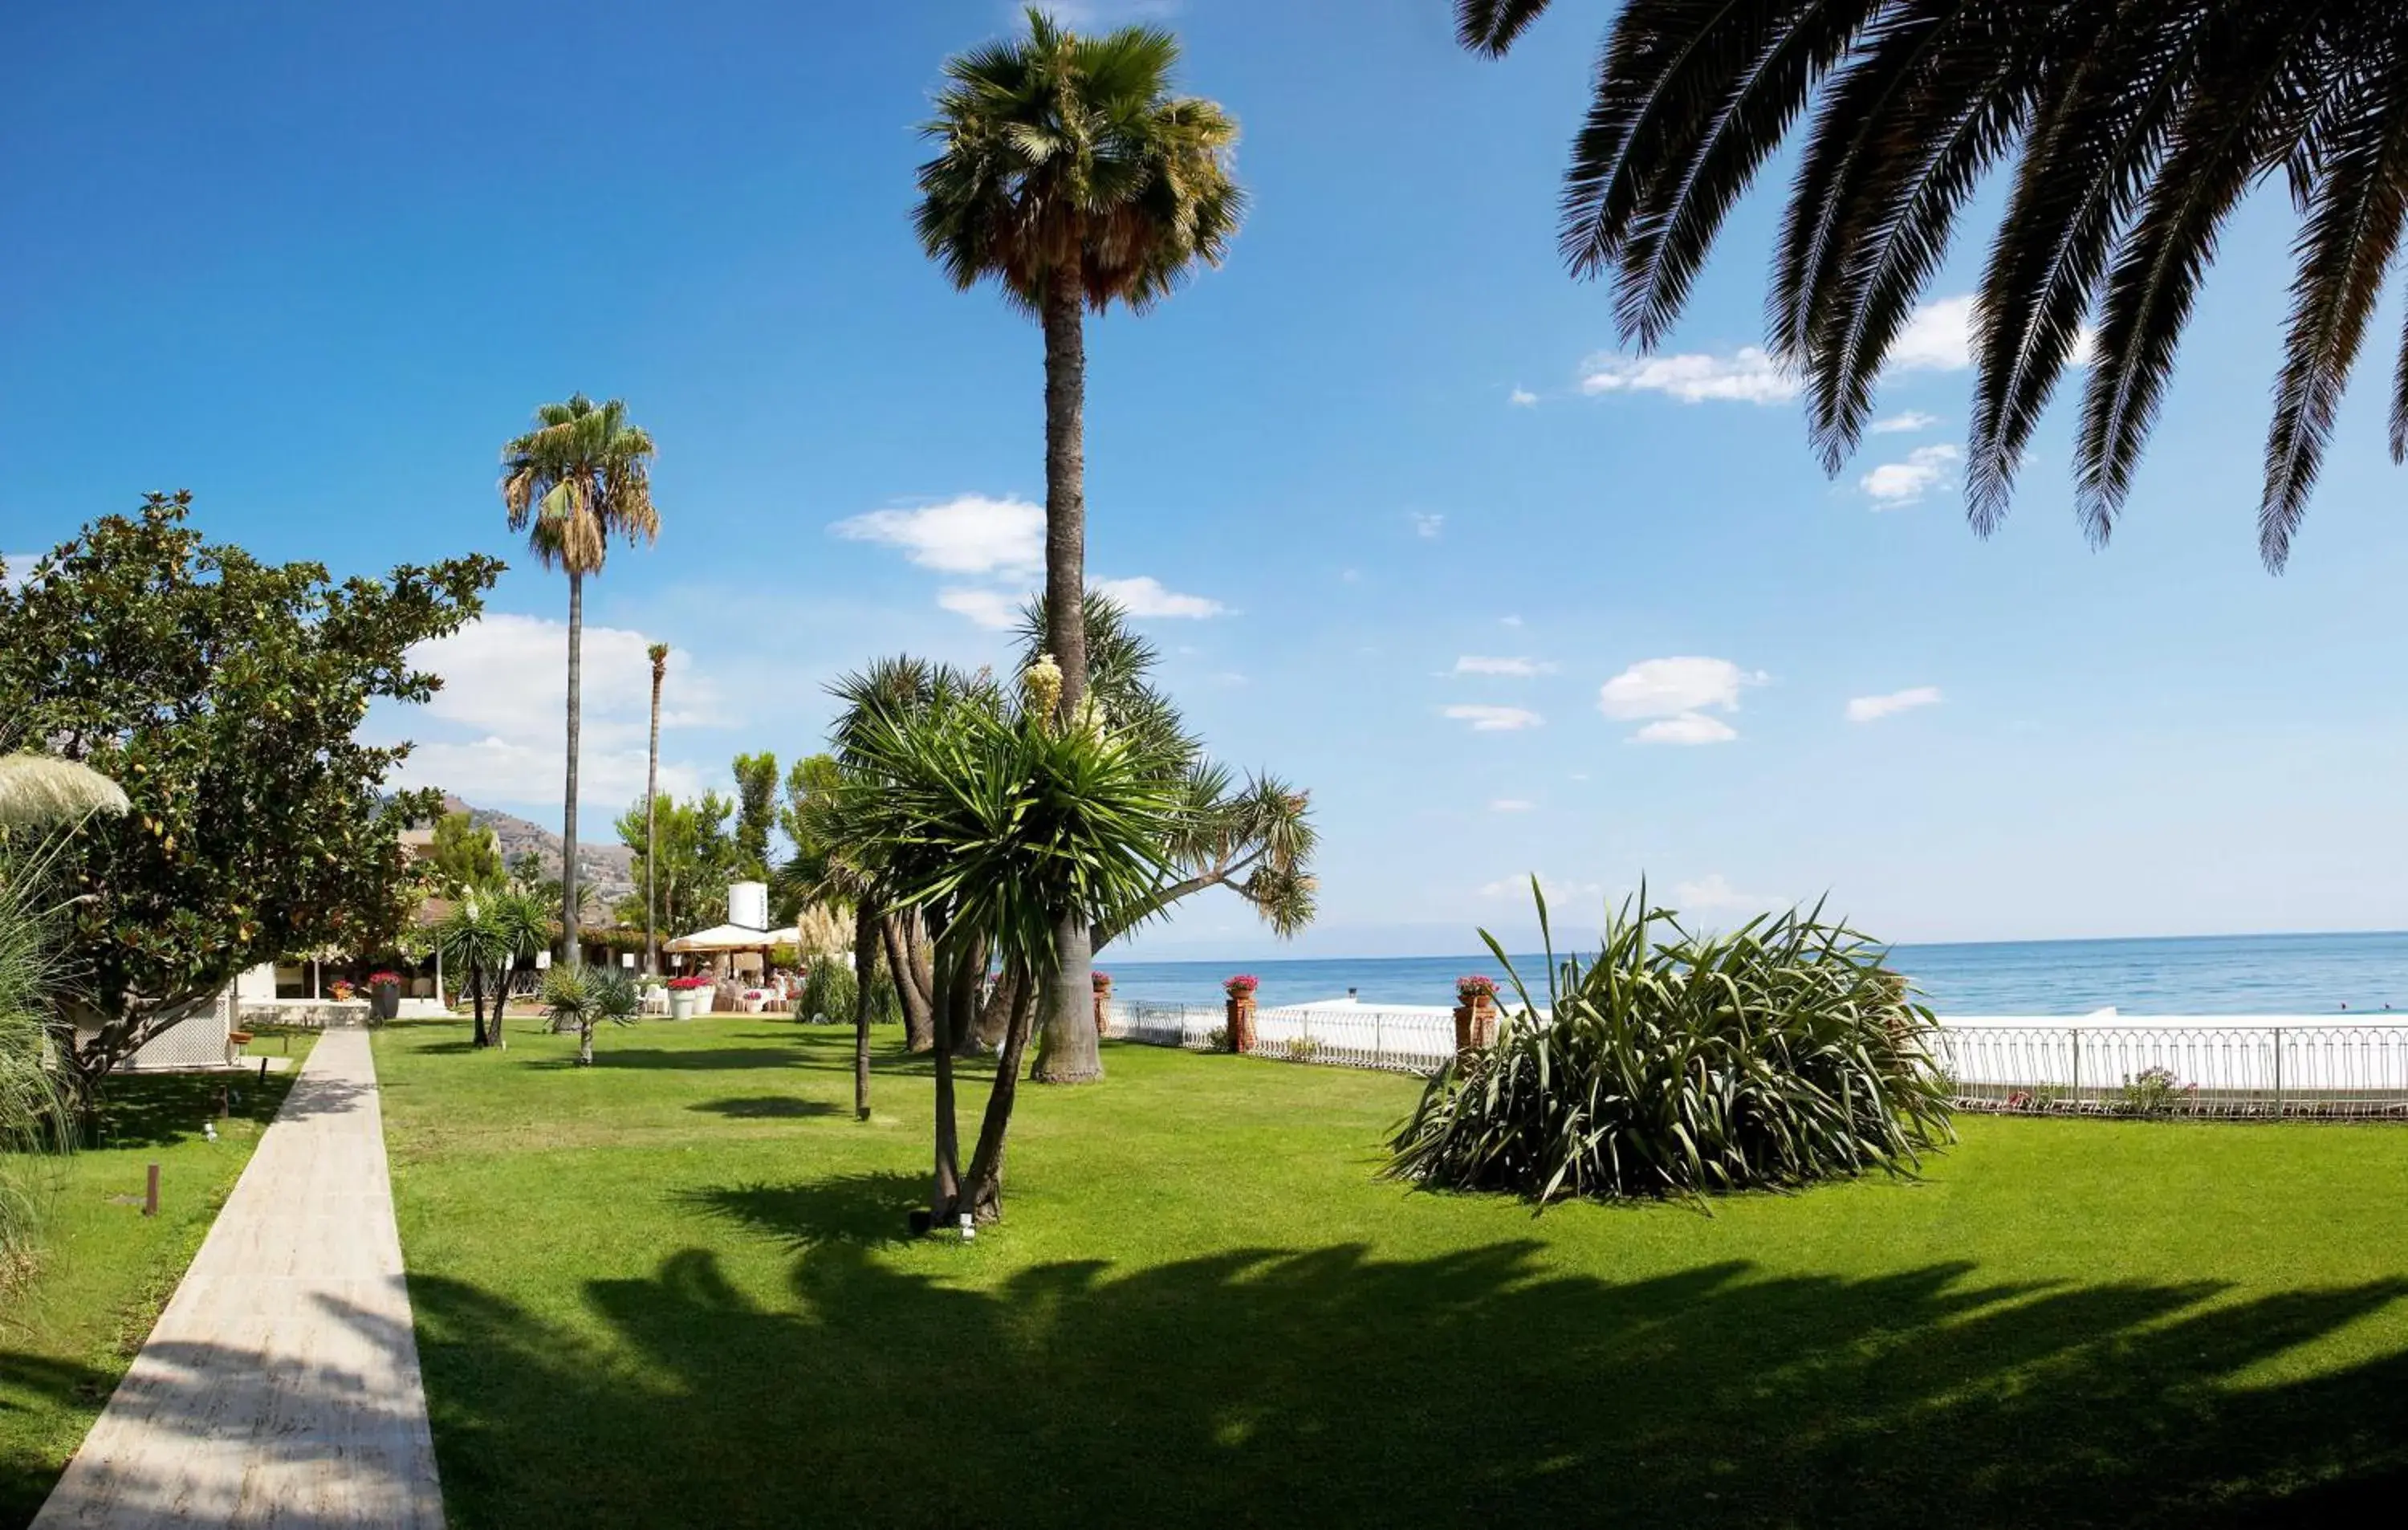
[35,1027,445,1528]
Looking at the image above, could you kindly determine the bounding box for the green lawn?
[0,1039,311,1524]
[377,1015,2408,1528]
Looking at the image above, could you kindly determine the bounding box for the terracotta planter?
[1452,996,1499,1057]
[1092,978,1113,1036]
[1225,995,1258,1054]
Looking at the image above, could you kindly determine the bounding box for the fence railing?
[1105,1000,1456,1075]
[1105,1002,2408,1116]
[1936,1022,2408,1119]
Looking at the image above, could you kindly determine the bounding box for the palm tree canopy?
[915,6,1247,315]
[499,394,660,576]
[1466,0,2408,570]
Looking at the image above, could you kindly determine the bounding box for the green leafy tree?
[615,791,738,946]
[730,751,780,883]
[1459,0,2408,570]
[426,810,504,897]
[829,655,1184,1223]
[501,395,660,966]
[917,8,1245,1081]
[0,494,500,1081]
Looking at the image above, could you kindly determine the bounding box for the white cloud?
[1093,575,1225,619]
[1891,295,1975,371]
[1870,411,1939,434]
[1409,512,1445,539]
[1508,387,1538,408]
[1499,614,1524,627]
[1580,345,1797,405]
[1,553,35,592]
[830,494,1043,576]
[1478,873,1603,901]
[1635,712,1739,746]
[1598,656,1763,721]
[1846,686,1943,722]
[937,587,1026,629]
[1453,655,1554,677]
[1488,798,1535,813]
[381,612,717,813]
[1443,704,1544,732]
[1674,873,1770,913]
[1861,443,1960,507]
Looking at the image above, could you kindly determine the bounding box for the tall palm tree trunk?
[929,946,964,1223]
[1035,264,1104,1084]
[852,903,881,1121]
[561,569,584,970]
[645,653,664,975]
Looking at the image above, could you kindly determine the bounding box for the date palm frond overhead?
[1463,0,2408,569]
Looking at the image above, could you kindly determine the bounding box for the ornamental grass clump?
[1389,879,1954,1206]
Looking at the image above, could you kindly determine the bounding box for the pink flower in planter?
[1456,975,1499,1004]
[1223,974,1259,998]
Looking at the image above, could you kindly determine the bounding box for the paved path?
[35,1027,445,1528]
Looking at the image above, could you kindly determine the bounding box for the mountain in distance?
[441,794,636,906]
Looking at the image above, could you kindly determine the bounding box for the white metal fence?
[1105,999,1455,1073]
[1105,1001,2408,1117]
[1936,1020,2408,1119]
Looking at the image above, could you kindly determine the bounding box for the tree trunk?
[577,1019,595,1067]
[949,935,986,1058]
[645,658,662,976]
[962,965,1039,1223]
[885,914,935,1053]
[929,994,962,1226]
[470,965,489,1048]
[561,568,584,970]
[1033,919,1102,1083]
[1034,266,1102,1084]
[975,966,1021,1050]
[852,903,879,1121]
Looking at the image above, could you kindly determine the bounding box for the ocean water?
[1097,930,2408,1017]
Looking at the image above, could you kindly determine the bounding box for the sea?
[1097,930,2408,1017]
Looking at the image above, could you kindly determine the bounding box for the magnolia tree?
[0,494,502,1080]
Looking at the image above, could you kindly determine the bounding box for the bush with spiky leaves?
[0,844,76,1274]
[1389,881,1954,1205]
[543,965,640,1068]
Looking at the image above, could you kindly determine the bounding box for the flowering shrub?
[368,970,401,987]
[665,975,714,991]
[1092,970,1112,990]
[329,980,355,1001]
[1456,975,1499,1004]
[1223,974,1259,998]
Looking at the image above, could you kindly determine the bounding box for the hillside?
[441,794,637,907]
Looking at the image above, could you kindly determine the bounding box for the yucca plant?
[543,965,641,1068]
[1,842,79,1275]
[1389,880,1953,1206]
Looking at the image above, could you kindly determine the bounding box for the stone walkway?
[35,1027,445,1528]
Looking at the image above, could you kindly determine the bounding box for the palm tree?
[831,654,1183,1223]
[500,394,660,966]
[916,6,1245,1080]
[645,642,669,977]
[1461,1,2408,571]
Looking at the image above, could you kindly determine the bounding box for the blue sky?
[8,1,2408,956]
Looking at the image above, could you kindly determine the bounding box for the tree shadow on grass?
[77,1067,304,1150]
[673,1171,924,1251]
[686,1097,841,1121]
[531,1048,811,1073]
[406,1231,2408,1530]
